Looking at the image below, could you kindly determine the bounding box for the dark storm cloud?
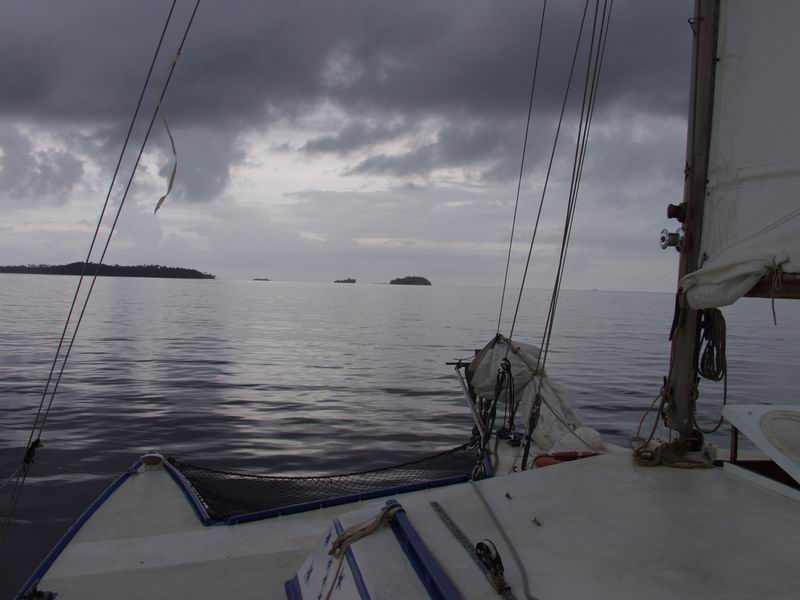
[345,116,564,181]
[0,0,692,201]
[346,118,511,178]
[155,125,245,202]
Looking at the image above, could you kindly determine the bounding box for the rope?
[323,504,400,600]
[0,0,201,544]
[630,388,666,453]
[497,0,548,335]
[694,308,727,434]
[632,383,713,468]
[633,438,713,469]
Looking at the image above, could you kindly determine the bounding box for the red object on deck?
[533,451,597,468]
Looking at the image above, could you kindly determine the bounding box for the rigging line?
[0,466,23,493]
[542,0,610,368]
[529,0,601,390]
[36,0,202,441]
[537,0,611,379]
[496,0,548,336]
[18,0,178,474]
[536,0,607,421]
[537,0,609,374]
[556,3,609,353]
[545,0,607,312]
[521,0,612,468]
[535,0,609,389]
[1,0,202,544]
[0,0,179,544]
[505,0,591,353]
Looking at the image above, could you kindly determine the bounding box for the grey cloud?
[302,119,406,155]
[155,125,245,204]
[1,0,697,292]
[346,117,526,178]
[1,1,692,201]
[282,184,515,249]
[0,123,83,203]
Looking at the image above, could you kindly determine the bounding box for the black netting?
[169,443,481,522]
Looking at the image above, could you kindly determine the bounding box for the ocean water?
[1,273,798,594]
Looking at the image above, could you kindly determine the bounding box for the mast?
[662,0,719,439]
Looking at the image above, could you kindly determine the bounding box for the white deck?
[36,451,800,599]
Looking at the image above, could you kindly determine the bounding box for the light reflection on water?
[1,273,798,594]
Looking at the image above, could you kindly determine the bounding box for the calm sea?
[1,273,798,594]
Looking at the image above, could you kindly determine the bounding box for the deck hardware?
[431,502,516,599]
[667,202,687,223]
[476,540,512,596]
[142,451,164,468]
[660,227,685,252]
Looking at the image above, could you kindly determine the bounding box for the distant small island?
[0,262,215,279]
[335,278,356,283]
[253,278,271,281]
[389,276,431,286]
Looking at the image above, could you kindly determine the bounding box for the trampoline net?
[169,442,481,522]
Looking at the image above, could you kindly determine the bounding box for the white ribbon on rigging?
[154,108,177,214]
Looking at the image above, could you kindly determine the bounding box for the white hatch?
[724,404,800,487]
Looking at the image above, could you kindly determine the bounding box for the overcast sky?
[1,0,693,290]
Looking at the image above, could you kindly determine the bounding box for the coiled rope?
[694,307,727,434]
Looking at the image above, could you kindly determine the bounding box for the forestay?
[681,1,800,308]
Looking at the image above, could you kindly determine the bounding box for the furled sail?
[466,335,604,453]
[681,1,800,308]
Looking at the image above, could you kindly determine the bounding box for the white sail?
[682,1,800,308]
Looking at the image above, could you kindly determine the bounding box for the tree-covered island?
[0,262,215,279]
[389,276,431,285]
